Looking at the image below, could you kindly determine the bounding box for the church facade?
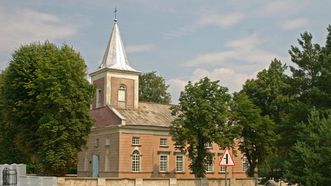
[77,18,249,179]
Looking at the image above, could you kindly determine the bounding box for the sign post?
[219,148,235,186]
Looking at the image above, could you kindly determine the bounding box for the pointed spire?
[99,10,138,72]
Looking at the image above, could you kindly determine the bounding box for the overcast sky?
[0,0,330,103]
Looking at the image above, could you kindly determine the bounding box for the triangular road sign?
[219,148,235,166]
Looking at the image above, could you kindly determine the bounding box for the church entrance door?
[92,154,99,177]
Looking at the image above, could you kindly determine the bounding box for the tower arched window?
[96,88,102,108]
[118,84,127,108]
[131,150,140,172]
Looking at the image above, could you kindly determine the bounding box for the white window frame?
[206,155,214,172]
[159,154,169,172]
[204,142,213,149]
[132,137,140,145]
[160,138,168,146]
[105,138,110,146]
[132,150,141,172]
[220,166,226,173]
[176,154,184,172]
[118,84,126,107]
[242,156,249,171]
[94,138,99,148]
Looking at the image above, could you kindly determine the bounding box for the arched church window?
[118,84,126,108]
[96,88,102,108]
[131,150,140,172]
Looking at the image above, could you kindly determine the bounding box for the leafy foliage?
[279,25,331,185]
[170,77,239,178]
[238,26,331,183]
[139,71,171,104]
[284,109,331,186]
[231,93,276,177]
[0,71,28,164]
[241,59,290,179]
[288,29,331,122]
[242,59,290,124]
[1,42,95,176]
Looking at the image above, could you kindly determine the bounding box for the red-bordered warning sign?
[219,148,235,166]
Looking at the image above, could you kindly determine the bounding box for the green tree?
[241,59,290,179]
[1,42,95,176]
[283,109,331,186]
[139,71,171,104]
[281,25,331,186]
[231,93,276,177]
[170,77,238,178]
[288,28,331,122]
[0,70,28,164]
[242,59,290,124]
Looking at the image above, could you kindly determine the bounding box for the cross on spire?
[114,8,118,22]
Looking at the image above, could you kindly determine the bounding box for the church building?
[77,17,249,179]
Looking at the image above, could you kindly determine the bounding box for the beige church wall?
[114,132,248,179]
[110,77,135,109]
[106,71,139,109]
[78,128,121,177]
[78,126,248,179]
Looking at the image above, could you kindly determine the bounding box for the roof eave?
[89,67,141,77]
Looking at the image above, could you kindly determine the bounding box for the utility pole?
[225,166,228,186]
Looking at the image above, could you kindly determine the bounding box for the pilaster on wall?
[98,178,106,186]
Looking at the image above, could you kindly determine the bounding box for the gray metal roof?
[116,102,175,127]
[99,19,138,72]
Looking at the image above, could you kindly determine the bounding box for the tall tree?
[139,71,171,104]
[283,109,331,186]
[280,24,331,186]
[319,25,331,107]
[0,70,28,164]
[170,77,238,178]
[241,59,291,179]
[242,59,290,124]
[1,42,95,176]
[231,93,276,177]
[288,31,330,122]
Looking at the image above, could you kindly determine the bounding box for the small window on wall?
[132,137,140,145]
[243,156,249,171]
[204,143,213,148]
[94,138,99,148]
[206,155,214,172]
[220,166,226,173]
[118,84,126,108]
[160,138,168,146]
[105,138,110,146]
